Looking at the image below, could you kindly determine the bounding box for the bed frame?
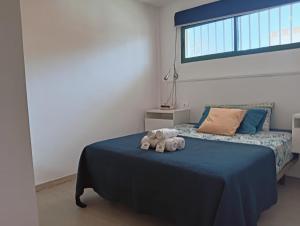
[277,154,299,185]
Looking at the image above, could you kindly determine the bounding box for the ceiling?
[138,0,177,7]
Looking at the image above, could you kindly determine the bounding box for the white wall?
[160,0,300,130]
[0,1,39,225]
[21,0,160,185]
[159,0,300,177]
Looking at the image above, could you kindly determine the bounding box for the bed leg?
[279,175,286,185]
[76,196,87,208]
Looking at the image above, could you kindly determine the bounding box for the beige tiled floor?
[37,177,300,226]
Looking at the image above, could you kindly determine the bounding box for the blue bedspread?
[76,133,277,226]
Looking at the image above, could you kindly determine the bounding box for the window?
[182,2,300,63]
[184,18,234,58]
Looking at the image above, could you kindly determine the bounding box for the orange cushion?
[197,108,246,136]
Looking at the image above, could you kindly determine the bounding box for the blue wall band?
[175,0,299,26]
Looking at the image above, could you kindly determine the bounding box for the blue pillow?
[194,106,210,128]
[237,109,268,134]
[256,109,268,131]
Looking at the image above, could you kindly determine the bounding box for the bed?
[75,124,296,226]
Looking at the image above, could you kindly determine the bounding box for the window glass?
[292,3,300,42]
[270,8,280,46]
[224,18,234,52]
[280,5,291,44]
[259,10,270,47]
[184,18,234,58]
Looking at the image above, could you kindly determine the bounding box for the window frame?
[181,5,300,64]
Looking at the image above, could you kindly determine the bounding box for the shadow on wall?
[21,0,159,184]
[33,71,154,184]
[22,0,156,61]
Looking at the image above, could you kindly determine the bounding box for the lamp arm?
[161,27,179,109]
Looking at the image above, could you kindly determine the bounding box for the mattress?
[175,124,293,173]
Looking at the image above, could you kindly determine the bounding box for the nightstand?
[145,108,190,131]
[292,114,300,154]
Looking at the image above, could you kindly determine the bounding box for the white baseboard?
[36,174,77,192]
